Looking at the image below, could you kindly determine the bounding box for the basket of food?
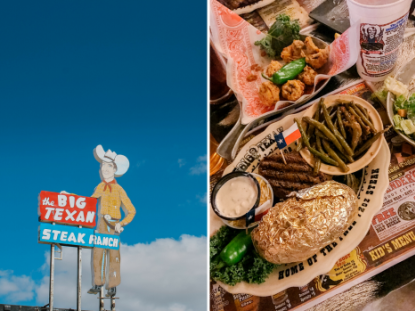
[210,1,359,125]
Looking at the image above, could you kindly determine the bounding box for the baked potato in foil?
[251,181,358,264]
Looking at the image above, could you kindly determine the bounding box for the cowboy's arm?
[91,183,104,198]
[119,188,136,226]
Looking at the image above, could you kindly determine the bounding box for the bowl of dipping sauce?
[211,171,261,222]
[224,173,274,229]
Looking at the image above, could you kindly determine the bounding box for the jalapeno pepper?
[212,230,253,271]
[262,58,306,85]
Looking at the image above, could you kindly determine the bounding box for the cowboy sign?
[87,145,136,297]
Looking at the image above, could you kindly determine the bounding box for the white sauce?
[216,176,258,218]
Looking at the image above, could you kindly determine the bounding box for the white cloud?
[190,156,207,175]
[178,159,186,168]
[0,270,35,303]
[3,235,207,311]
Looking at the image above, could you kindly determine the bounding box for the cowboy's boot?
[88,285,103,295]
[106,287,116,297]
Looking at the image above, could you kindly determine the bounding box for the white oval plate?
[210,107,390,296]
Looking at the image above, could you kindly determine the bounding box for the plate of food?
[384,57,415,147]
[210,96,390,296]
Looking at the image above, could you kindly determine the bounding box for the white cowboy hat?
[93,145,129,177]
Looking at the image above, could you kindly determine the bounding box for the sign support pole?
[49,243,55,311]
[99,286,105,311]
[77,246,82,311]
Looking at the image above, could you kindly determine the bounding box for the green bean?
[321,101,335,132]
[313,158,321,175]
[316,135,338,165]
[334,147,353,163]
[315,129,329,140]
[316,135,326,155]
[354,126,391,157]
[337,151,349,163]
[342,106,352,123]
[326,103,340,116]
[303,117,345,154]
[308,145,339,166]
[337,107,347,139]
[322,110,336,125]
[295,118,310,146]
[307,110,320,137]
[350,121,362,152]
[315,105,320,122]
[322,139,350,172]
[350,102,376,133]
[321,101,354,156]
[318,107,324,122]
[317,98,325,122]
[356,103,369,119]
[343,107,364,137]
[347,106,370,135]
[345,154,355,163]
[295,118,339,166]
[334,128,354,156]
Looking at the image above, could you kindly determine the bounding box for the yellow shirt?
[91,180,136,226]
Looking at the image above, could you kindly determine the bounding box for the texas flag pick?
[274,123,302,150]
[245,200,272,227]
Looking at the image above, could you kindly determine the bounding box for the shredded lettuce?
[406,94,415,124]
[400,119,415,135]
[394,114,403,130]
[384,76,409,97]
[371,89,388,105]
[394,95,408,111]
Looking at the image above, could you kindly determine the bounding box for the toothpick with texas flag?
[273,122,302,164]
[245,200,272,228]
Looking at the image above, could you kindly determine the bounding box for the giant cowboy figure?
[88,145,136,297]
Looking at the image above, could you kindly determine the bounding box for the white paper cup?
[347,0,412,82]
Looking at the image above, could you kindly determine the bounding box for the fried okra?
[281,79,305,101]
[259,81,280,107]
[298,66,317,86]
[265,60,283,77]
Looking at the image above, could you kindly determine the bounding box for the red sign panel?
[39,191,97,228]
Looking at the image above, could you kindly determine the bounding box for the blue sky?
[0,1,207,309]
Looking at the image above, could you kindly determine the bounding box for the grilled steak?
[258,151,327,201]
[260,170,322,184]
[260,161,313,173]
[266,153,308,164]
